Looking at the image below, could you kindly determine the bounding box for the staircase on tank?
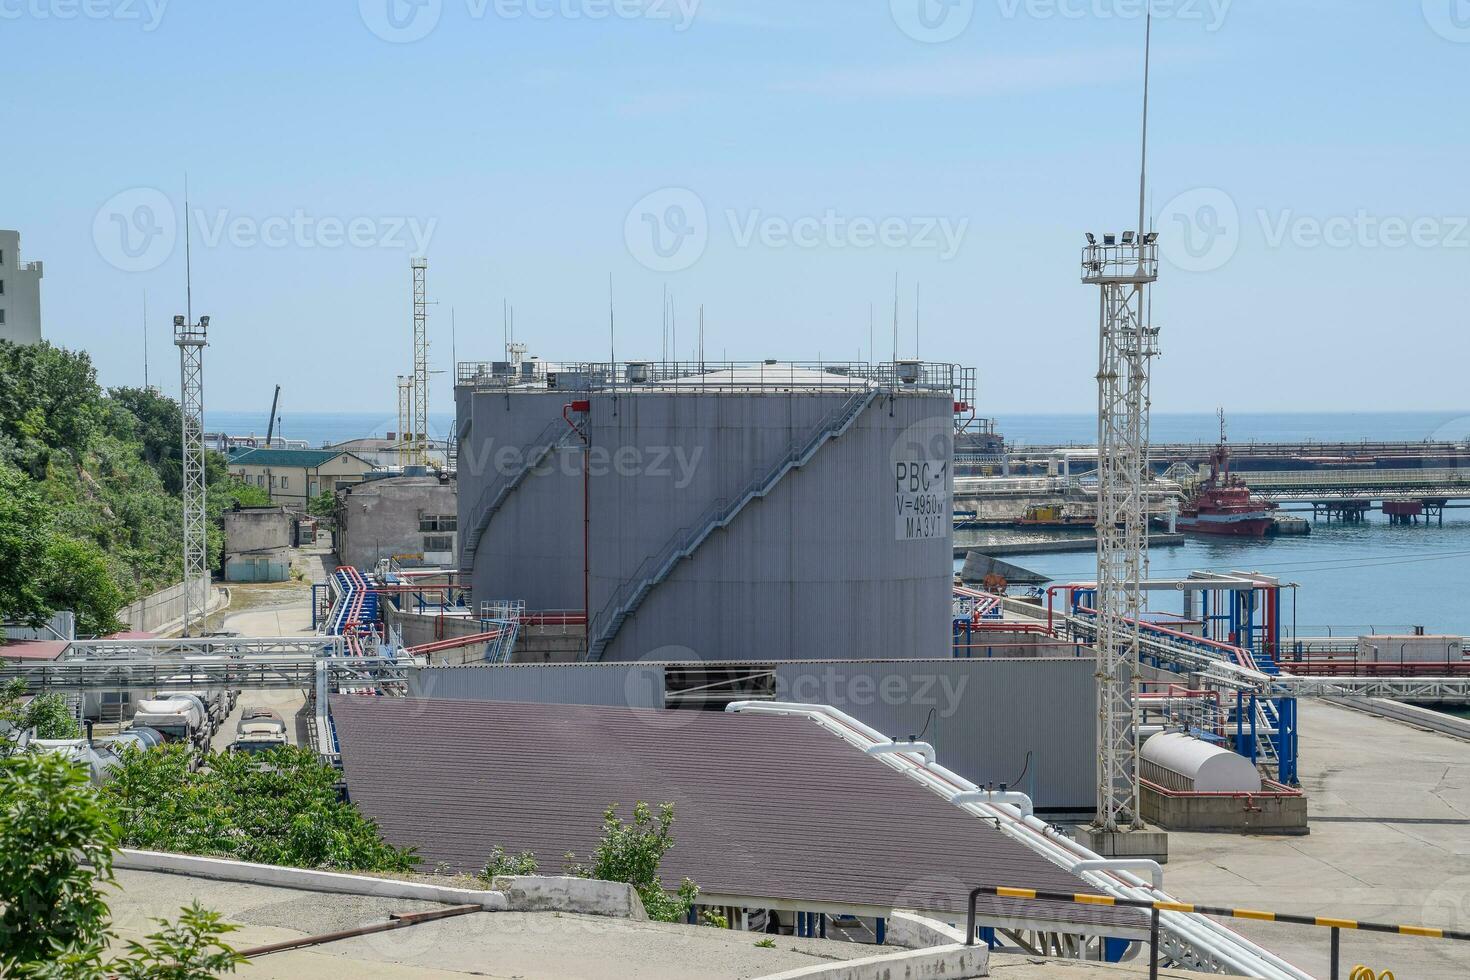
[459,416,576,574]
[586,386,881,661]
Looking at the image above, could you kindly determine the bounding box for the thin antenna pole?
[503,298,508,358]
[670,294,676,366]
[915,282,921,359]
[608,274,618,410]
[184,174,193,327]
[698,304,704,368]
[891,273,899,363]
[1138,9,1153,238]
[868,303,874,365]
[662,283,668,363]
[452,307,457,371]
[143,292,149,389]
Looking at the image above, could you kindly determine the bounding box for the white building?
[0,230,43,346]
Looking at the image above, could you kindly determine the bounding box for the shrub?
[478,845,540,880]
[100,745,417,873]
[566,801,700,923]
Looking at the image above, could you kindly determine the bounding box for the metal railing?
[1081,240,1159,283]
[458,358,973,399]
[968,884,1468,980]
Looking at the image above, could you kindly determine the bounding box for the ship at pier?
[1176,415,1277,538]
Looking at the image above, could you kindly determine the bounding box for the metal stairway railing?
[459,416,575,573]
[586,386,880,661]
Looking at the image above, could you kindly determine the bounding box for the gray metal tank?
[583,362,957,662]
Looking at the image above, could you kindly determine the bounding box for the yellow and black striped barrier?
[966,884,1468,980]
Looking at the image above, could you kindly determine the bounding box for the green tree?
[106,386,184,494]
[0,342,101,476]
[308,489,337,520]
[0,752,245,979]
[567,802,699,923]
[101,745,417,873]
[41,537,126,637]
[0,464,52,626]
[0,752,115,969]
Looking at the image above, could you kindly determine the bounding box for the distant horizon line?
[206,407,1470,417]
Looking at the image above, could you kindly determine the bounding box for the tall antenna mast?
[662,283,669,363]
[868,303,874,365]
[1078,9,1164,850]
[1138,10,1153,243]
[184,175,192,328]
[411,256,429,466]
[143,292,149,389]
[698,305,705,369]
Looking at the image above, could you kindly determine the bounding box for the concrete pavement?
[1165,700,1470,979]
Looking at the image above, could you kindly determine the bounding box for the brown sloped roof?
[331,696,1142,932]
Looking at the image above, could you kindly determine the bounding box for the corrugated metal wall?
[773,658,1095,812]
[407,663,666,708]
[459,383,955,662]
[401,657,1094,811]
[458,388,585,611]
[587,390,954,662]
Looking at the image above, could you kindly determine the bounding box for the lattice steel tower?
[173,313,210,636]
[411,257,428,466]
[396,374,413,468]
[1081,12,1160,834]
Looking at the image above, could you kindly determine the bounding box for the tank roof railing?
[457,359,972,396]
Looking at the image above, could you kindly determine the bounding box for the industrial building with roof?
[229,447,374,508]
[336,472,458,569]
[330,695,1146,947]
[455,359,972,663]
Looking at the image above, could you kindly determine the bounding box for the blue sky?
[6,0,1469,418]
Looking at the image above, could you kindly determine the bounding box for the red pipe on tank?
[564,402,591,651]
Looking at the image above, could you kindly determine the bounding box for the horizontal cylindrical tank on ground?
[1141,731,1262,794]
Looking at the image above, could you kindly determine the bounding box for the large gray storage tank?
[457,360,964,663]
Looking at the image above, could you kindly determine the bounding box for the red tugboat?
[1176,414,1277,538]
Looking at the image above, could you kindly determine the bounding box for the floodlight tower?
[1080,12,1163,843]
[174,312,210,636]
[411,257,429,466]
[396,375,413,468]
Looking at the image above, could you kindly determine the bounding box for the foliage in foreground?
[0,679,81,758]
[478,845,540,879]
[100,744,417,873]
[0,752,242,978]
[483,800,700,924]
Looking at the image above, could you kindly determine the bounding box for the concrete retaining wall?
[117,579,224,635]
[113,849,508,909]
[885,910,966,949]
[756,943,988,979]
[490,875,647,920]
